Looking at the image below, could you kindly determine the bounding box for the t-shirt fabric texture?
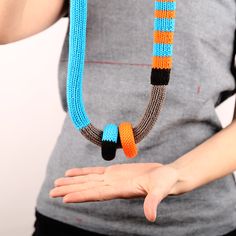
[36,1,236,235]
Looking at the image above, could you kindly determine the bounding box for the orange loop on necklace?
[118,122,138,158]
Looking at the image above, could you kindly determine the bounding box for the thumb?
[143,192,162,222]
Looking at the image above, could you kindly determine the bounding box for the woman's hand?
[49,163,183,222]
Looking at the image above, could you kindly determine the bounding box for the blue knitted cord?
[154,18,175,32]
[153,43,173,57]
[102,124,118,143]
[67,0,90,130]
[154,1,176,11]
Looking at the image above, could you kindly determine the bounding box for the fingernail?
[49,191,54,198]
[63,197,69,203]
[151,214,157,222]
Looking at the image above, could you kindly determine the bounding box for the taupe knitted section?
[80,85,167,148]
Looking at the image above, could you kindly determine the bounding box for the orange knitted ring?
[118,122,138,158]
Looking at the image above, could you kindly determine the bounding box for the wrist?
[166,160,195,195]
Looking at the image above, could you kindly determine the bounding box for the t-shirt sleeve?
[63,1,69,17]
[230,29,236,94]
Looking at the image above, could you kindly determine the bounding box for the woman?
[1,0,236,235]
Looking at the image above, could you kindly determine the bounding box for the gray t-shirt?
[36,1,236,235]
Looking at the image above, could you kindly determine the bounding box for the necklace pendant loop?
[101,124,118,161]
[119,122,138,159]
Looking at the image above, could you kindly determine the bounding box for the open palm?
[50,163,180,222]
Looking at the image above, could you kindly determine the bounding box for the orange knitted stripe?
[154,10,176,19]
[152,56,172,69]
[154,0,175,2]
[153,31,174,44]
[119,122,138,158]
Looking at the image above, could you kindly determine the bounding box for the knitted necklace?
[67,0,176,161]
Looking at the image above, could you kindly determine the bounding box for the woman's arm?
[49,113,236,222]
[168,117,236,194]
[0,0,68,44]
[49,100,236,222]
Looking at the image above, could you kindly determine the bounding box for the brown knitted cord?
[80,85,166,148]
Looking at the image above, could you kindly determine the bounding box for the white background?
[0,18,235,236]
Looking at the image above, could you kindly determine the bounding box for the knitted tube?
[67,0,90,129]
[101,124,118,161]
[151,0,176,85]
[80,85,166,147]
[119,122,138,158]
[67,0,176,149]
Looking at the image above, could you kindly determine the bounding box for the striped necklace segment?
[66,0,176,161]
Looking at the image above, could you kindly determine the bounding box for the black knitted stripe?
[101,141,117,161]
[151,68,171,85]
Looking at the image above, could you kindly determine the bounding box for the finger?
[65,166,106,177]
[142,166,179,222]
[49,181,104,198]
[63,181,137,203]
[143,193,162,222]
[143,185,169,223]
[54,174,104,187]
